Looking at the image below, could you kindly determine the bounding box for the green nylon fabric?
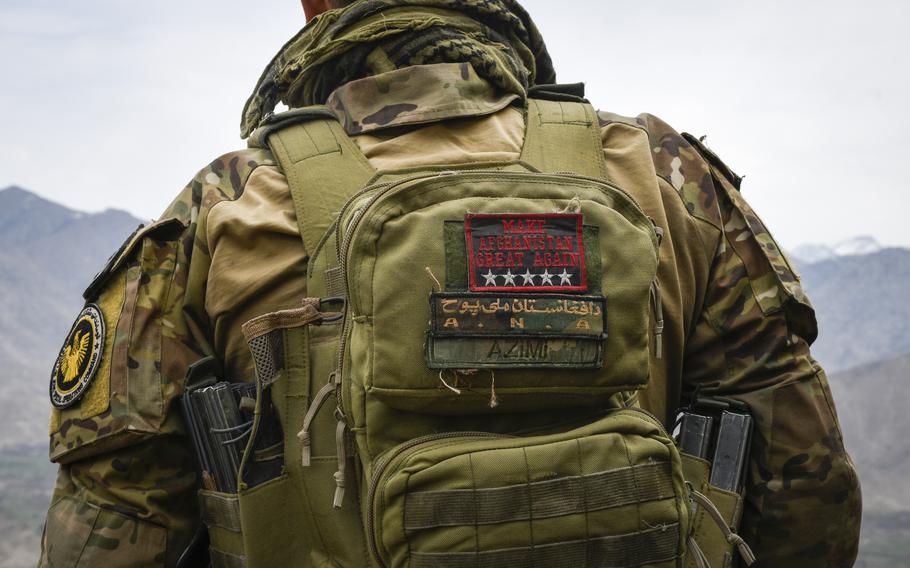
[199,491,243,533]
[209,549,248,568]
[265,110,375,257]
[519,99,609,179]
[680,453,745,568]
[403,462,674,529]
[341,169,657,414]
[251,100,676,566]
[239,321,369,567]
[376,411,689,568]
[241,0,555,138]
[408,527,680,568]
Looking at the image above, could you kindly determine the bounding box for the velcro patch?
[426,292,607,369]
[50,304,105,409]
[427,337,604,369]
[430,293,606,337]
[465,213,588,292]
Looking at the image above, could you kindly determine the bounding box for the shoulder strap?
[264,107,375,258]
[519,99,608,179]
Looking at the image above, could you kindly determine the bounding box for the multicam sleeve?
[39,150,273,567]
[682,150,862,566]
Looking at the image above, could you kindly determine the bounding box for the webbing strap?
[519,99,608,179]
[409,523,680,568]
[405,462,673,530]
[266,107,375,257]
[199,492,242,532]
[210,548,248,568]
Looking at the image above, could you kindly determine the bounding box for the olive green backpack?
[196,97,751,568]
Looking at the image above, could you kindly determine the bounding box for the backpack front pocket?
[338,171,660,417]
[367,409,689,568]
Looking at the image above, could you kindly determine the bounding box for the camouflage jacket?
[39,63,861,567]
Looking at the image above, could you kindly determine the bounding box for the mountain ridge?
[0,187,146,450]
[828,351,910,511]
[797,247,910,371]
[0,186,140,244]
[0,187,906,566]
[790,235,884,265]
[1,187,908,441]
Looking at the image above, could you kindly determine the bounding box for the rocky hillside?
[796,247,910,372]
[0,186,145,447]
[828,352,910,512]
[792,236,883,264]
[0,187,906,566]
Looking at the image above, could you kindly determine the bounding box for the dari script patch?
[465,213,588,293]
[425,292,607,369]
[50,304,105,409]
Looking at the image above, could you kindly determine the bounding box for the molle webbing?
[265,110,375,258]
[404,462,674,530]
[520,99,608,179]
[199,492,248,567]
[264,98,608,298]
[242,299,326,387]
[210,549,248,568]
[409,524,680,568]
[200,492,243,532]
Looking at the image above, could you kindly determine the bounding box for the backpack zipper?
[364,406,673,566]
[365,431,510,566]
[332,170,659,420]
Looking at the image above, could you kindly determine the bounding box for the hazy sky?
[2,0,908,248]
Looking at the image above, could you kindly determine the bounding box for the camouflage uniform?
[39,61,860,567]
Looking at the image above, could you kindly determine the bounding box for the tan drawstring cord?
[438,370,462,394]
[296,380,336,467]
[650,280,665,359]
[424,266,442,291]
[690,490,757,566]
[333,419,349,509]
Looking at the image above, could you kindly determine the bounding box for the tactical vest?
[194,97,754,568]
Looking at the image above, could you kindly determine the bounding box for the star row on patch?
[480,269,575,287]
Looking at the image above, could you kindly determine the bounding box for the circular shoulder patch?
[50,304,105,409]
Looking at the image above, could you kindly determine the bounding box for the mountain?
[0,187,905,442]
[791,236,883,265]
[0,186,145,447]
[795,247,910,372]
[833,236,884,257]
[828,352,910,512]
[0,190,907,566]
[828,353,910,567]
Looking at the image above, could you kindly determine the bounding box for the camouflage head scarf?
[240,0,555,138]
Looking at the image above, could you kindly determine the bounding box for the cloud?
[2,0,907,247]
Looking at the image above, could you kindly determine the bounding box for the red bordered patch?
[465,213,588,293]
[50,304,105,409]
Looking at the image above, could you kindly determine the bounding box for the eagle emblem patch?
[50,304,105,409]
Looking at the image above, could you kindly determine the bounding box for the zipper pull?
[650,279,665,360]
[333,419,349,509]
[296,380,336,467]
[690,490,757,565]
[648,216,665,247]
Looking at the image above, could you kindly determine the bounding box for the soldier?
[39,0,861,566]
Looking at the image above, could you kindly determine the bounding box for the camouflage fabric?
[39,150,276,567]
[240,0,555,137]
[41,34,859,568]
[638,114,861,565]
[326,62,519,135]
